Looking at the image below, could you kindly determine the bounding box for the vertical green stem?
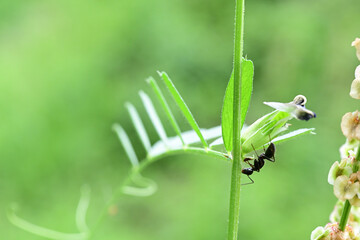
[338,145,360,231]
[227,0,245,239]
[339,200,351,231]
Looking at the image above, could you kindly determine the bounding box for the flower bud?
[352,38,360,61]
[350,79,360,99]
[341,111,360,141]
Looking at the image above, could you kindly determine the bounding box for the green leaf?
[221,58,254,152]
[148,126,222,158]
[139,91,168,146]
[221,73,234,152]
[146,77,185,145]
[271,128,315,145]
[240,59,254,128]
[125,102,152,152]
[113,124,139,167]
[158,71,208,148]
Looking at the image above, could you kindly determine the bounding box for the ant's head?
[242,168,253,175]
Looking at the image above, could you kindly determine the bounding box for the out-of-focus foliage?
[1,0,360,239]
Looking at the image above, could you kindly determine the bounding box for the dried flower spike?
[341,111,360,141]
[352,38,360,61]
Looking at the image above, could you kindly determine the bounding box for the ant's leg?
[241,175,254,185]
[268,135,275,162]
[271,148,275,162]
[251,144,259,158]
[263,156,275,162]
[244,157,255,168]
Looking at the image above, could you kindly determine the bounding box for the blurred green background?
[1,0,360,239]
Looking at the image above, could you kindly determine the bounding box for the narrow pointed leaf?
[221,58,254,152]
[139,91,168,145]
[125,102,152,152]
[147,77,185,145]
[221,72,234,152]
[240,59,254,128]
[272,128,315,144]
[148,126,222,158]
[158,71,208,148]
[113,124,139,167]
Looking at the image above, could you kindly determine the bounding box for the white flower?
[334,175,360,200]
[350,79,360,99]
[352,38,360,61]
[355,65,360,79]
[329,162,341,185]
[311,226,328,240]
[264,95,316,121]
[341,111,360,141]
[350,196,360,207]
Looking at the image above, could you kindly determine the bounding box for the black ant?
[241,141,276,185]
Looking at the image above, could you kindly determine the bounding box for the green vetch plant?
[310,38,360,240]
[8,0,318,240]
[7,70,316,239]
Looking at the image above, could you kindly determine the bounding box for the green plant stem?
[227,0,245,239]
[339,200,351,231]
[338,144,360,231]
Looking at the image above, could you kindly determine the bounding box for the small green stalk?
[338,144,360,231]
[227,0,245,239]
[339,200,351,231]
